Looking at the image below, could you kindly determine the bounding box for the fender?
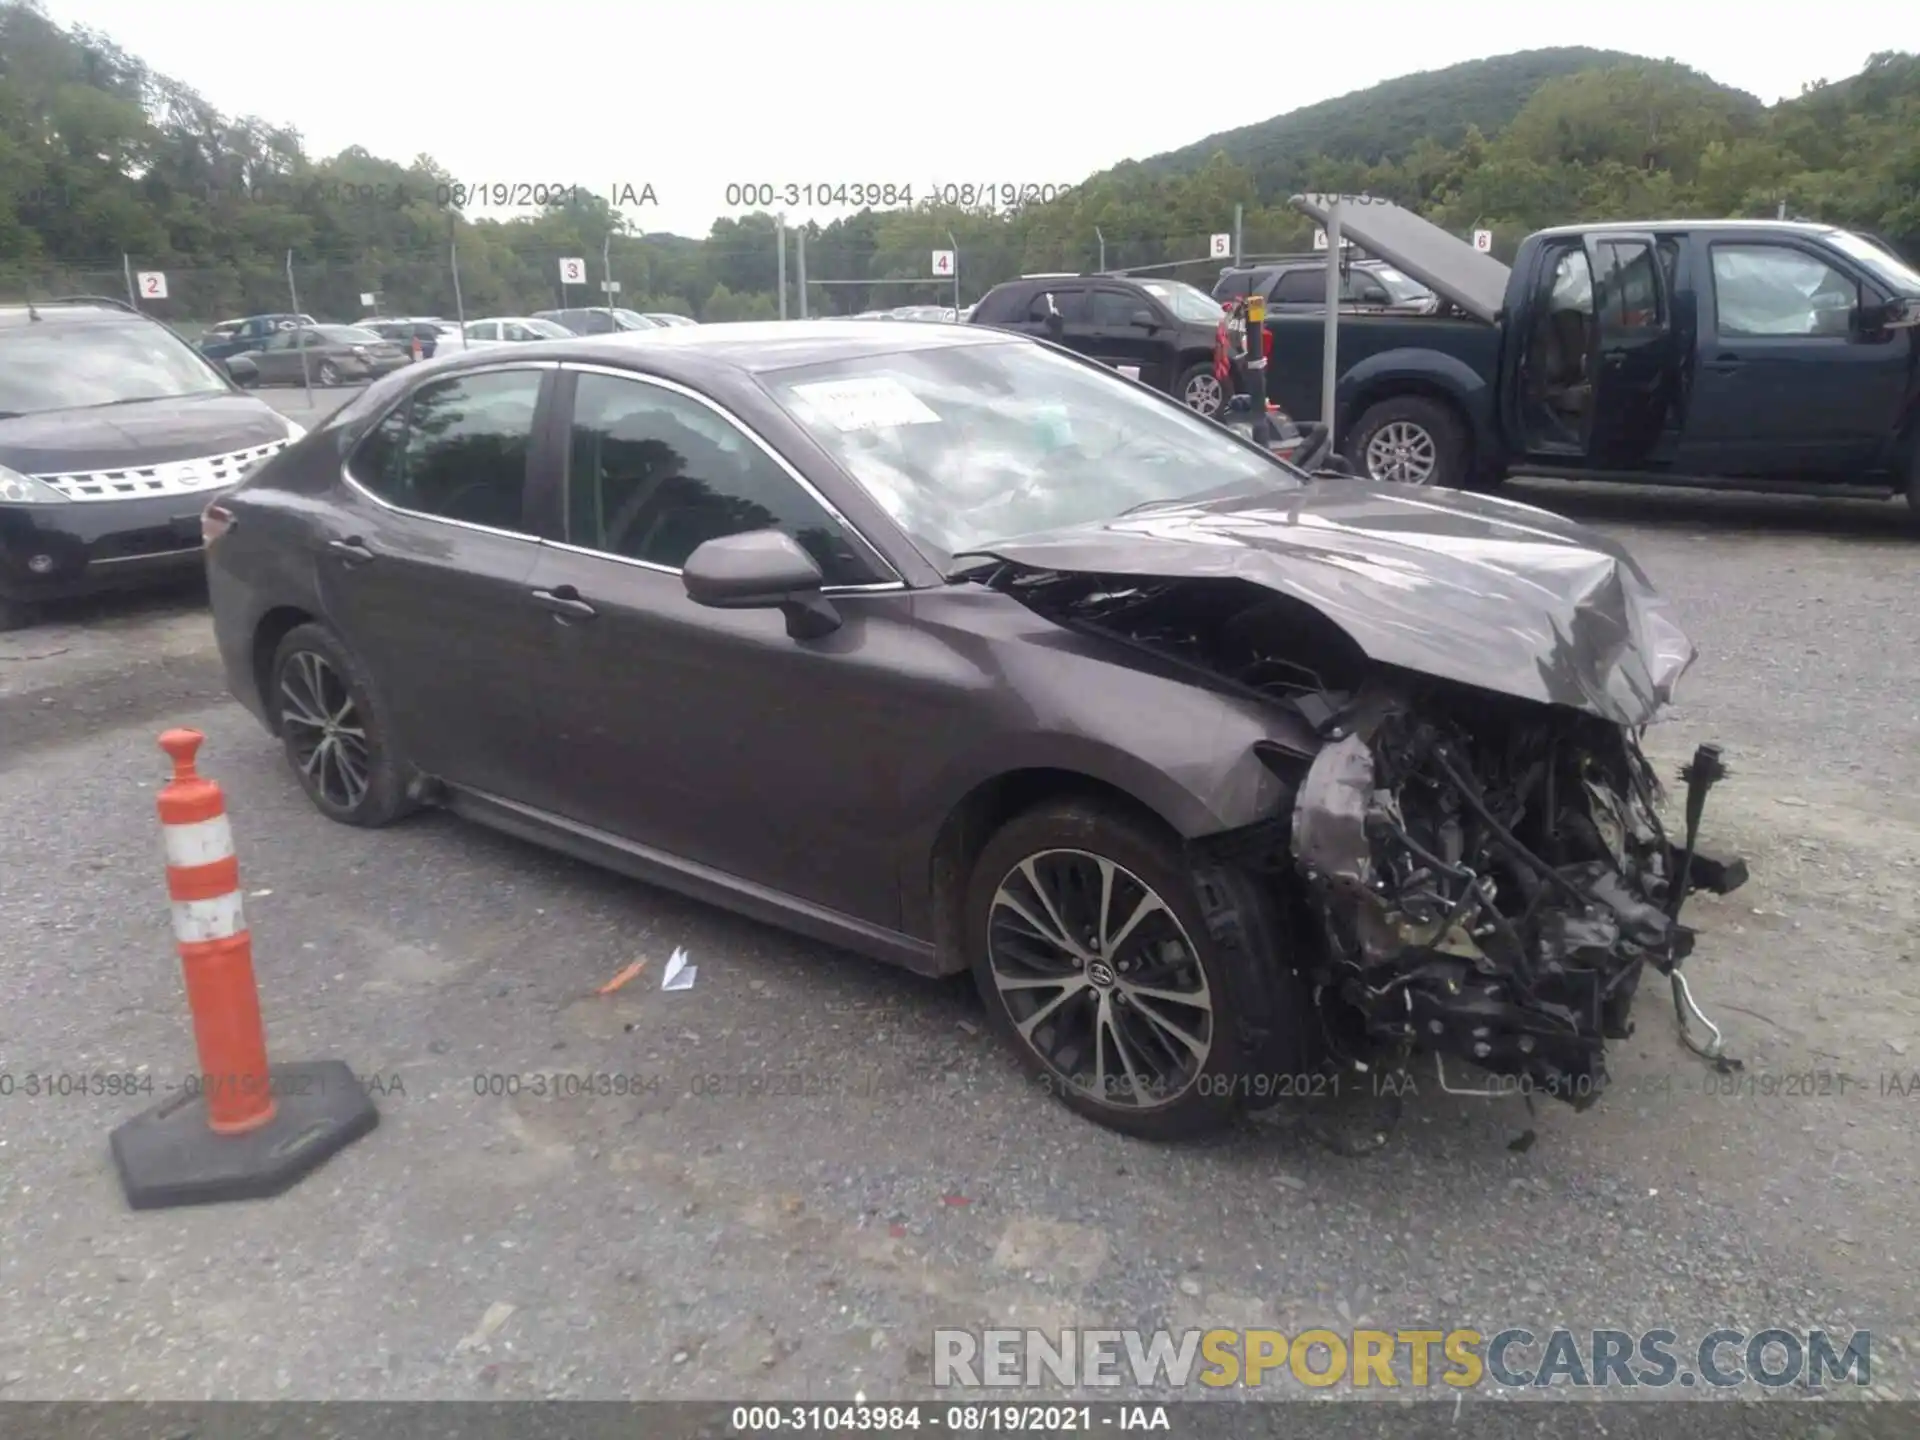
[895,719,1298,942]
[1337,346,1501,463]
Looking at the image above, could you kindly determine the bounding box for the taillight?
[202,503,235,545]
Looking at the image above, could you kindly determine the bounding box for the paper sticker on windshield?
[791,378,940,432]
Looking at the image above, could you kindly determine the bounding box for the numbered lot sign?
[931,250,955,276]
[1209,233,1231,259]
[559,257,587,284]
[1312,229,1328,251]
[136,272,168,299]
[1473,229,1493,253]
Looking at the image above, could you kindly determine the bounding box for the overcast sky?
[38,0,1913,237]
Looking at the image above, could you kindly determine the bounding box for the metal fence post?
[122,254,139,309]
[1096,227,1106,273]
[776,215,788,320]
[1320,201,1341,439]
[1233,204,1243,268]
[450,237,468,350]
[286,249,312,406]
[947,230,959,314]
[796,228,808,319]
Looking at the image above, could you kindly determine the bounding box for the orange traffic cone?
[108,729,379,1209]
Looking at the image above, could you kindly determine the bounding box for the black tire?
[1346,395,1469,488]
[1174,363,1227,419]
[0,597,33,633]
[317,360,340,386]
[965,798,1314,1141]
[1906,440,1920,518]
[268,622,414,827]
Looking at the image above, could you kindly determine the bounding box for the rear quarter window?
[972,287,1027,322]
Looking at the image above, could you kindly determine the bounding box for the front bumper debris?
[1291,682,1745,1107]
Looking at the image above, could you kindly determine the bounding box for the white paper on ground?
[790,377,940,432]
[661,945,697,990]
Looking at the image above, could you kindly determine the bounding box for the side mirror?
[1129,308,1159,329]
[225,355,258,386]
[682,530,840,640]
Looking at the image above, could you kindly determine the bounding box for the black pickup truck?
[1263,194,1920,509]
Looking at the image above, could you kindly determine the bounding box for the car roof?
[415,318,1016,379]
[0,301,150,329]
[1529,218,1843,240]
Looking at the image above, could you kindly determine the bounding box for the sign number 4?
[136,271,167,299]
[931,249,954,277]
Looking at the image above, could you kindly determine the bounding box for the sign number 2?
[136,271,168,299]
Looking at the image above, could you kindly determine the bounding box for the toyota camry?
[203,322,1748,1139]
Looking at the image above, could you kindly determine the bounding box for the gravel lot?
[0,474,1915,1415]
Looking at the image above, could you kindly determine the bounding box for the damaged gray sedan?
[209,321,1746,1142]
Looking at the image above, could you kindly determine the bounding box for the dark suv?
[1213,256,1438,314]
[199,313,315,361]
[0,298,301,629]
[967,275,1231,416]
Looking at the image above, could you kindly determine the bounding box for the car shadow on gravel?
[6,572,209,633]
[1505,478,1916,542]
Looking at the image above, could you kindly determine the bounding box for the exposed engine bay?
[991,567,1749,1107]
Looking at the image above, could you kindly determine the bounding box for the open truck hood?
[962,481,1695,728]
[1292,194,1512,326]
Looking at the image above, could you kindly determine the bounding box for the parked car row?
[195,309,699,383]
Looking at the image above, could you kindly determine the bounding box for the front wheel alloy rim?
[986,848,1213,1109]
[1184,374,1224,414]
[1364,420,1438,483]
[318,362,339,384]
[279,650,370,810]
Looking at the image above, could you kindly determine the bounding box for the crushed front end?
[1289,680,1747,1105]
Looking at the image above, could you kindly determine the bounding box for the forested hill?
[1129,48,1762,199]
[1,0,1915,326]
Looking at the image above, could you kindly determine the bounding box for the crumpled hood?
[964,480,1696,727]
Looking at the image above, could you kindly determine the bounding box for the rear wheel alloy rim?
[986,848,1212,1109]
[318,362,339,384]
[1364,420,1437,483]
[1184,374,1224,414]
[279,651,370,810]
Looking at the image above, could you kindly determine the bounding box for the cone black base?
[109,1060,378,1210]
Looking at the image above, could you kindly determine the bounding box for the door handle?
[326,536,375,564]
[1704,354,1742,372]
[531,586,597,620]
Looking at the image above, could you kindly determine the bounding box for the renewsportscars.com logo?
[932,1327,1873,1390]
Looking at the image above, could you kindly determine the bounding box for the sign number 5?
[136,271,168,299]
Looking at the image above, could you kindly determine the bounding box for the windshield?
[0,320,229,415]
[1370,266,1433,303]
[1826,229,1920,294]
[612,309,660,329]
[763,338,1299,561]
[316,325,381,344]
[522,317,573,338]
[1139,280,1225,324]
